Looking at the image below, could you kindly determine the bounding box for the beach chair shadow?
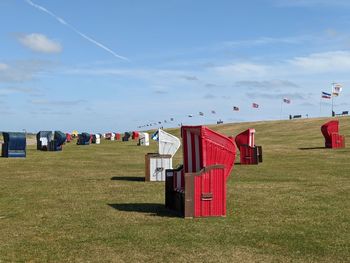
[108,203,178,217]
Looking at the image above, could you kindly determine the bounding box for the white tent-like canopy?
[157,129,181,156]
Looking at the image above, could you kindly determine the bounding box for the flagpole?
[331,82,334,117]
[280,100,283,120]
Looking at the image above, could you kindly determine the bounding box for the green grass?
[0,117,349,262]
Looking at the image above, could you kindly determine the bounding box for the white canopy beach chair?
[145,129,181,181]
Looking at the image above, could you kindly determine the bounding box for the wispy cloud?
[25,0,128,61]
[0,63,9,70]
[288,51,350,73]
[0,60,55,83]
[180,75,199,81]
[214,62,269,78]
[0,86,42,95]
[245,91,311,100]
[29,99,86,106]
[153,86,169,94]
[223,35,311,48]
[17,33,62,53]
[234,80,299,90]
[203,93,216,99]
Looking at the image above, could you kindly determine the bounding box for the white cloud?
[0,63,9,70]
[213,62,269,78]
[289,51,350,73]
[17,33,62,53]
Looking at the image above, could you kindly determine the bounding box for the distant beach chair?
[321,120,345,149]
[235,128,263,165]
[2,132,26,158]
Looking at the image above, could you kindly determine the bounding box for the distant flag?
[283,98,291,104]
[252,103,259,108]
[211,110,216,114]
[233,106,239,111]
[151,130,159,141]
[332,83,342,96]
[322,91,331,99]
[199,112,204,116]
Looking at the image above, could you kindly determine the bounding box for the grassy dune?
[0,117,349,262]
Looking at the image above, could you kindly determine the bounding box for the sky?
[1,0,350,133]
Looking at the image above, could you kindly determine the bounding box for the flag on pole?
[233,106,239,111]
[283,98,291,104]
[152,130,159,141]
[332,83,342,96]
[252,103,259,108]
[322,91,331,99]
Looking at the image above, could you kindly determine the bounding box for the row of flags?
[322,83,343,99]
[233,99,291,111]
[138,83,343,129]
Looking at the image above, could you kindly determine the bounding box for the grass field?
[0,117,349,262]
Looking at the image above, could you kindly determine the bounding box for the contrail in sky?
[25,0,129,61]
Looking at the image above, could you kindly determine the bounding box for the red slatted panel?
[193,168,226,217]
[182,126,236,178]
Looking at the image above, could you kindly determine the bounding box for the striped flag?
[322,91,331,99]
[283,98,291,104]
[252,103,259,108]
[233,106,239,111]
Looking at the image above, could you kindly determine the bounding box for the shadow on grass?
[298,147,326,150]
[110,176,144,182]
[108,203,179,217]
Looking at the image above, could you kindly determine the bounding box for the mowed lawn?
[0,117,349,262]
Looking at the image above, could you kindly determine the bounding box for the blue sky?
[1,0,350,133]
